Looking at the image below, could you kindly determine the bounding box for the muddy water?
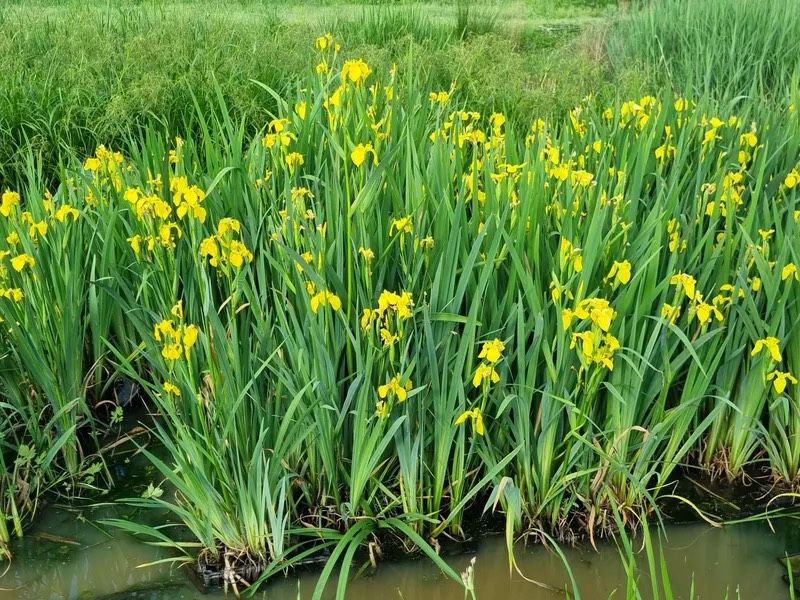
[0,503,794,600]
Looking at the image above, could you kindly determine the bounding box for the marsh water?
[1,500,796,600]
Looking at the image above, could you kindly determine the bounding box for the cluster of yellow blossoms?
[0,190,21,217]
[375,375,413,418]
[199,218,254,269]
[124,187,168,220]
[752,337,797,395]
[7,253,35,272]
[308,283,342,314]
[703,171,744,217]
[454,339,506,437]
[455,407,485,436]
[666,272,738,327]
[162,380,181,397]
[605,260,632,287]
[785,166,800,189]
[472,339,504,388]
[429,110,488,146]
[153,302,199,362]
[262,117,296,150]
[618,96,659,130]
[667,218,687,253]
[559,238,584,274]
[315,35,393,138]
[0,193,28,306]
[0,189,81,291]
[124,175,207,257]
[351,143,378,168]
[562,298,620,371]
[542,141,595,188]
[0,287,23,302]
[83,145,125,192]
[128,225,180,255]
[389,215,413,237]
[170,176,207,222]
[361,290,414,347]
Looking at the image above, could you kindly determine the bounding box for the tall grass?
[326,3,499,46]
[327,7,453,47]
[611,0,800,103]
[0,2,625,185]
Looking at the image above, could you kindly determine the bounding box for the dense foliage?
[1,1,799,598]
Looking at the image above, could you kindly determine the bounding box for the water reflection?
[0,509,792,600]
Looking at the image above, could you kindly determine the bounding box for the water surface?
[0,504,793,600]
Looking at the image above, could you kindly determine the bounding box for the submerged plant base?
[194,548,267,590]
[190,472,800,595]
[662,465,797,523]
[187,501,645,592]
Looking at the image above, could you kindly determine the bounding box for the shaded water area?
[1,502,797,600]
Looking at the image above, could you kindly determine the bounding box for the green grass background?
[0,0,635,183]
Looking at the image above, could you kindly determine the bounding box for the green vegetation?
[0,1,631,184]
[0,0,799,597]
[610,0,800,103]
